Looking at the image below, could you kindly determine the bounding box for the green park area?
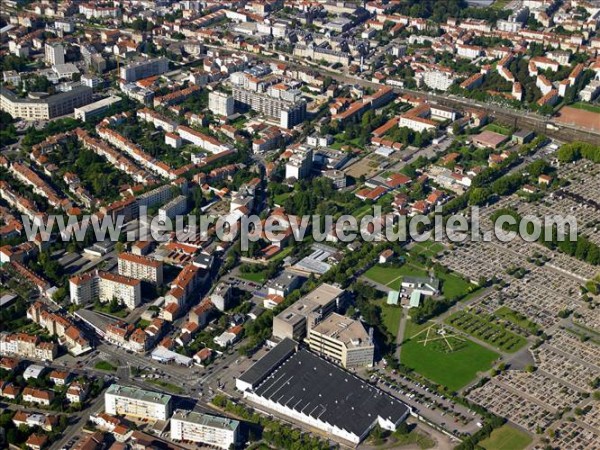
[446,310,527,353]
[365,263,428,290]
[379,303,403,336]
[412,241,444,258]
[480,425,533,450]
[94,360,117,372]
[484,123,512,135]
[401,322,499,391]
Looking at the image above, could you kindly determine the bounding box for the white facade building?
[170,410,240,449]
[105,384,172,421]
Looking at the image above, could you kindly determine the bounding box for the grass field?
[480,425,532,450]
[147,379,184,394]
[238,270,267,283]
[380,303,403,336]
[94,360,117,372]
[485,123,512,136]
[438,272,472,299]
[570,102,600,114]
[446,310,527,353]
[401,325,499,391]
[491,0,512,10]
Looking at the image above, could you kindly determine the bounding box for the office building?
[118,252,163,285]
[105,384,172,421]
[306,313,374,368]
[171,410,240,449]
[273,283,343,341]
[45,42,65,66]
[119,57,169,82]
[1,86,93,120]
[208,91,234,117]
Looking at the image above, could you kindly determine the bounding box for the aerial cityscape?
[1,0,600,449]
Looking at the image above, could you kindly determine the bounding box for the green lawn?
[273,192,291,206]
[480,425,532,450]
[569,102,600,114]
[94,361,117,372]
[238,270,266,283]
[491,0,512,10]
[438,272,472,299]
[380,304,403,336]
[484,123,512,136]
[401,328,499,391]
[147,379,184,394]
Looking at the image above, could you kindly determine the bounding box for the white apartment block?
[118,253,164,285]
[176,125,231,154]
[171,410,240,449]
[119,57,169,83]
[105,384,172,421]
[158,195,187,222]
[69,271,142,310]
[285,146,313,180]
[421,70,455,92]
[45,42,65,66]
[306,313,374,368]
[208,91,234,117]
[137,184,174,209]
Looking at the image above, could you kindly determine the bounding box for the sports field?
[480,425,532,450]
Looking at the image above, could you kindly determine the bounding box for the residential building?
[118,252,163,285]
[119,58,169,82]
[44,42,65,66]
[69,270,142,310]
[105,384,172,421]
[74,96,121,122]
[208,91,234,117]
[285,146,313,180]
[0,332,58,361]
[158,195,187,222]
[232,86,306,128]
[171,410,240,449]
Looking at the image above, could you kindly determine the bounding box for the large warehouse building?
[236,340,410,444]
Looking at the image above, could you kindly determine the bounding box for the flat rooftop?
[106,384,172,406]
[249,349,409,438]
[237,338,297,388]
[309,313,372,349]
[172,410,239,431]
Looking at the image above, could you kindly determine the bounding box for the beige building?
[105,384,172,421]
[118,252,163,285]
[1,86,93,120]
[69,270,142,310]
[273,283,343,341]
[170,410,240,449]
[306,313,374,368]
[0,333,58,361]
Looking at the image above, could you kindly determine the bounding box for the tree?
[469,187,490,206]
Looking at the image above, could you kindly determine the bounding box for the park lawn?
[400,334,499,391]
[270,246,293,262]
[239,271,267,283]
[94,360,117,372]
[570,102,600,114]
[480,425,533,450]
[438,272,472,299]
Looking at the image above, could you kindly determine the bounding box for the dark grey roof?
[237,338,297,388]
[252,349,410,438]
